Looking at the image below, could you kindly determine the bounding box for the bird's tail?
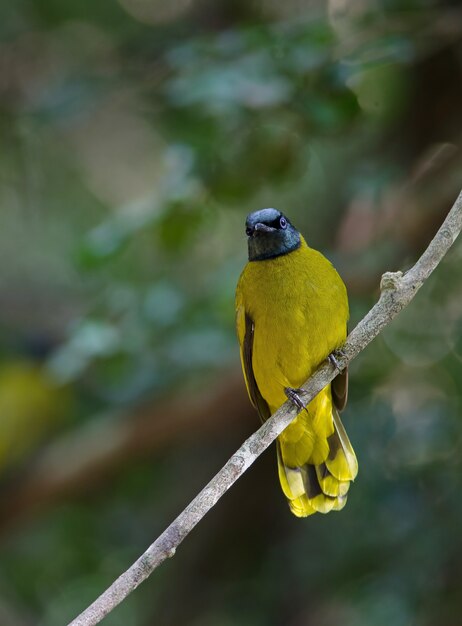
[277,389,358,517]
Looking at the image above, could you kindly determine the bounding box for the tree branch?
[67,189,462,626]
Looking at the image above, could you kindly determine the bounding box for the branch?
[68,189,462,626]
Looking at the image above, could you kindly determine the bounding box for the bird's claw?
[328,349,346,372]
[284,387,306,411]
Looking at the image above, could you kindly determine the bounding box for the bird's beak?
[253,223,275,234]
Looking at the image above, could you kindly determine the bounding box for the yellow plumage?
[236,231,358,517]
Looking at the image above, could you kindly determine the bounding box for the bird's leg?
[284,387,306,411]
[327,348,346,372]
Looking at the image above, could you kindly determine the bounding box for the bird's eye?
[279,216,287,229]
[246,227,253,236]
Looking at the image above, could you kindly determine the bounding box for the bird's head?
[245,208,301,261]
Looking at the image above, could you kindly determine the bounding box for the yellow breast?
[236,236,348,413]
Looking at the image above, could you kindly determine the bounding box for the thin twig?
[68,189,462,626]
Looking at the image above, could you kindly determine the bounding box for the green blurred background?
[1,0,462,624]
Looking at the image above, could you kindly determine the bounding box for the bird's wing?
[236,303,271,423]
[331,324,349,412]
[331,367,348,411]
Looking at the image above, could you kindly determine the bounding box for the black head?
[245,208,301,261]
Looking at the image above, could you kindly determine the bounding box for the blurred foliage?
[1,0,462,625]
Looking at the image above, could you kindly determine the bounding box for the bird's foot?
[284,387,306,411]
[327,349,346,372]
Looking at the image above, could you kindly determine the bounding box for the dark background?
[1,0,462,624]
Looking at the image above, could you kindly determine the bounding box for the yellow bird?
[235,208,358,517]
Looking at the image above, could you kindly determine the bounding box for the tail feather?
[332,494,348,511]
[315,462,350,498]
[277,443,305,500]
[301,465,336,514]
[277,401,357,518]
[326,408,358,481]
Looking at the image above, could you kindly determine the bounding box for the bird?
[235,208,358,517]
